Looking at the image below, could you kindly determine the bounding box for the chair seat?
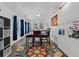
[26,35,33,37]
[41,35,49,37]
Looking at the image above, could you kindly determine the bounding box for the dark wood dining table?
[26,31,50,46]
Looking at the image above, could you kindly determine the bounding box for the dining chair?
[32,30,41,46]
[41,28,50,45]
[26,33,33,45]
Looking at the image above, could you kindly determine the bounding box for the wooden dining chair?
[41,28,50,45]
[32,31,41,46]
[26,34,33,45]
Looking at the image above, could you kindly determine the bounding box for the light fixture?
[36,10,41,16]
[36,14,40,16]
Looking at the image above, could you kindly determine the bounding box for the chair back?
[33,31,41,37]
[46,28,50,36]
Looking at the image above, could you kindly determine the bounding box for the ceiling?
[1,2,63,20]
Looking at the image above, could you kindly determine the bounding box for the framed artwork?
[58,25,65,35]
[51,15,58,27]
[58,29,65,35]
[73,21,79,31]
[67,21,79,39]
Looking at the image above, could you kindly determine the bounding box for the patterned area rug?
[27,46,47,57]
[12,43,66,57]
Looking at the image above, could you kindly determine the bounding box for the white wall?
[0,3,29,46]
[53,2,79,57]
[30,16,51,30]
[58,2,79,24]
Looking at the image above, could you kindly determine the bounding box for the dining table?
[26,30,50,46]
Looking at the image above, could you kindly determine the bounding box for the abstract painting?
[51,15,58,27]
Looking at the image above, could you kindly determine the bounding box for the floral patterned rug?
[27,46,47,57]
[12,43,67,57]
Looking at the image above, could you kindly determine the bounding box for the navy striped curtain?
[13,16,17,40]
[27,23,29,33]
[20,20,24,36]
[25,21,27,34]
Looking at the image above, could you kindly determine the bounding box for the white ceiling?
[2,2,63,19]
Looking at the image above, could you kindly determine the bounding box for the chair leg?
[46,37,48,42]
[49,37,50,44]
[40,38,42,46]
[26,37,27,45]
[32,37,35,46]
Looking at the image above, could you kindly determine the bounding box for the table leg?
[40,38,42,46]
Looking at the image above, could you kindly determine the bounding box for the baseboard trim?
[56,46,68,57]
